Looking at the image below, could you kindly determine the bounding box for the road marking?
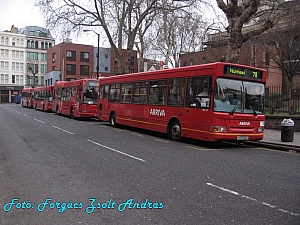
[113,128,123,132]
[132,132,143,137]
[186,145,223,151]
[155,139,169,143]
[34,119,45,124]
[52,126,74,134]
[206,182,299,217]
[23,114,30,118]
[87,139,145,162]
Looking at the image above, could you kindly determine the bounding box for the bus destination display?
[224,65,263,80]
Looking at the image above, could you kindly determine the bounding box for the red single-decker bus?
[52,79,98,118]
[33,86,53,112]
[97,62,267,142]
[21,87,34,108]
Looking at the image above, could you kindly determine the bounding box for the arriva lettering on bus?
[239,122,250,125]
[150,109,166,116]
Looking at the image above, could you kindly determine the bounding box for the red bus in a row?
[21,87,34,108]
[97,62,267,142]
[33,86,53,111]
[52,79,98,118]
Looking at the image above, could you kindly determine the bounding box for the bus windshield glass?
[83,80,98,104]
[214,78,265,115]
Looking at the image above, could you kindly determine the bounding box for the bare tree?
[148,0,210,68]
[216,0,284,63]
[257,0,300,98]
[35,0,160,74]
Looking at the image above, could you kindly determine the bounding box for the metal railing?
[265,85,300,115]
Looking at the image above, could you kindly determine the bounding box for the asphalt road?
[0,103,299,225]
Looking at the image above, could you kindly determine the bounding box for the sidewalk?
[261,129,300,149]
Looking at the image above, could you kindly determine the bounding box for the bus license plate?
[237,136,249,140]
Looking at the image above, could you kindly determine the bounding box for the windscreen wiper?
[250,105,257,116]
[229,105,238,116]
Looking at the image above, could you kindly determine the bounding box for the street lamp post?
[83,30,100,79]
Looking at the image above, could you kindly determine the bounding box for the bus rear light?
[210,126,227,132]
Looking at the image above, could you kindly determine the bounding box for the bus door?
[75,85,82,114]
[98,85,109,119]
[184,76,213,132]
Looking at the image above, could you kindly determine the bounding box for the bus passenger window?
[186,77,211,108]
[121,83,132,104]
[109,84,120,102]
[149,80,167,105]
[133,81,148,104]
[100,85,109,99]
[168,78,185,106]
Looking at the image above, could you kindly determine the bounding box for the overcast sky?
[0,0,98,46]
[0,0,44,31]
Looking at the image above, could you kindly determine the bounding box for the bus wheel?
[70,107,74,119]
[110,112,117,127]
[169,120,181,141]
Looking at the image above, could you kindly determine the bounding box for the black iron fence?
[265,85,300,115]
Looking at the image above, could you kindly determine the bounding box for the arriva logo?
[150,109,166,116]
[239,122,250,125]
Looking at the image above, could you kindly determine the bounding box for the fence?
[265,85,300,115]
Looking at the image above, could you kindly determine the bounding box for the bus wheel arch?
[168,118,181,141]
[109,111,117,127]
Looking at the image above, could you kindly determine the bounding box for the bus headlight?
[257,127,264,132]
[210,126,227,132]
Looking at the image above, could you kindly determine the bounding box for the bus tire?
[109,112,117,127]
[70,107,74,119]
[169,120,181,141]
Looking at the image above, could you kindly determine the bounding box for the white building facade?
[0,25,55,103]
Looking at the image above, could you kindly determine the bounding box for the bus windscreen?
[84,81,98,104]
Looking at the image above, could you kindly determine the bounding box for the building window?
[66,50,76,61]
[12,38,16,46]
[105,67,108,71]
[80,65,89,75]
[12,75,23,84]
[66,64,76,75]
[265,53,270,66]
[1,49,9,58]
[189,59,194,66]
[105,54,108,58]
[52,53,56,62]
[41,53,47,61]
[130,56,134,66]
[80,52,89,62]
[0,74,9,84]
[202,57,207,64]
[0,61,9,71]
